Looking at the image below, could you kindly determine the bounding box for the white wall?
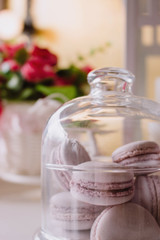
[9,0,125,68]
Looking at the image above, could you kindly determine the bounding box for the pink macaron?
[112,140,160,174]
[70,161,134,206]
[51,138,91,190]
[90,202,160,240]
[50,192,105,230]
[132,175,160,226]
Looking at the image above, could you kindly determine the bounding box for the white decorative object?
[0,95,62,184]
[148,77,160,146]
[155,77,160,102]
[125,0,160,97]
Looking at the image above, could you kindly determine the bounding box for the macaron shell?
[132,176,155,215]
[132,175,160,226]
[50,192,104,213]
[70,182,134,206]
[90,203,160,240]
[50,192,105,230]
[118,154,160,166]
[118,154,160,175]
[153,175,160,225]
[112,141,160,163]
[51,138,91,190]
[51,148,71,190]
[71,161,134,188]
[59,138,91,165]
[70,161,134,206]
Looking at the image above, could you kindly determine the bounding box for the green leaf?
[98,47,105,52]
[36,85,77,100]
[106,41,111,47]
[89,49,96,56]
[77,55,84,61]
[19,88,35,100]
[14,48,29,65]
[0,52,4,62]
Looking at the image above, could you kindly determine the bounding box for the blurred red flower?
[0,42,93,101]
[30,46,58,66]
[81,65,93,74]
[54,75,75,86]
[0,43,26,60]
[0,101,3,115]
[1,59,20,71]
[21,58,55,83]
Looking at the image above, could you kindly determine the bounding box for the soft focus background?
[0,0,127,103]
[0,1,160,240]
[2,0,159,100]
[0,2,125,239]
[8,0,125,68]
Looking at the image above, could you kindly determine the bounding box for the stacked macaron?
[50,191,105,231]
[90,203,160,240]
[70,161,134,206]
[132,175,160,226]
[50,137,91,190]
[49,138,160,239]
[112,140,160,174]
[110,140,160,236]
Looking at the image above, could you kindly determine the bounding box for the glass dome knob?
[87,67,135,95]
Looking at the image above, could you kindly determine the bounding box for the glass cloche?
[35,67,160,240]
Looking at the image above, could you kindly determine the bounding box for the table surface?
[0,179,41,240]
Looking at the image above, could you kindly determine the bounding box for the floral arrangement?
[0,42,93,103]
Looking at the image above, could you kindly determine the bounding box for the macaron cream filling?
[70,181,134,197]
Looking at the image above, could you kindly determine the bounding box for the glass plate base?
[0,171,40,186]
[34,231,59,240]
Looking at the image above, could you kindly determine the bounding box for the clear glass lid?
[38,67,160,240]
[42,67,160,170]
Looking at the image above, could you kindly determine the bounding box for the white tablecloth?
[0,179,41,240]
